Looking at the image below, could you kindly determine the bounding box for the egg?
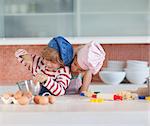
[39,96,49,105]
[48,96,56,104]
[17,96,29,105]
[33,95,41,104]
[14,91,23,99]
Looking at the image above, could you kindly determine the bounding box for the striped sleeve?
[31,55,43,75]
[42,66,71,96]
[15,49,43,75]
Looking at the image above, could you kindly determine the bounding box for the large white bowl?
[99,71,126,85]
[125,70,149,84]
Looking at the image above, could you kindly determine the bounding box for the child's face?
[43,59,60,70]
[71,56,84,73]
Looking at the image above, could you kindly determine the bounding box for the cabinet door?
[80,14,148,36]
[80,0,148,12]
[78,0,149,36]
[2,0,74,38]
[0,0,4,37]
[0,0,149,38]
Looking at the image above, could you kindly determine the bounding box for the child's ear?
[73,45,85,55]
[73,46,78,55]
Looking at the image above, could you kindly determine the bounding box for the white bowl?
[127,60,148,66]
[125,71,149,84]
[127,63,148,69]
[108,60,125,69]
[127,60,148,68]
[99,71,126,85]
[124,67,150,73]
[102,67,124,71]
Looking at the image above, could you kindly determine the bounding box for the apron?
[66,73,83,95]
[38,85,52,96]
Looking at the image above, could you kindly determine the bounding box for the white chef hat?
[77,41,105,75]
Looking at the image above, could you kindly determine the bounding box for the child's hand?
[15,49,28,57]
[34,73,48,83]
[15,49,32,66]
[22,54,33,65]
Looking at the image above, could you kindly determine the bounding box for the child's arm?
[79,70,92,92]
[41,66,71,96]
[15,49,33,70]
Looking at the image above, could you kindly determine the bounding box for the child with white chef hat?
[66,41,106,94]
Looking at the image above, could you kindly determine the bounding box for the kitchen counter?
[0,83,147,94]
[0,95,150,126]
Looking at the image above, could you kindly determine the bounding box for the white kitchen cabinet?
[1,0,74,37]
[0,0,149,38]
[0,0,4,37]
[77,0,149,36]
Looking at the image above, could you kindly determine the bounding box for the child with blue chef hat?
[15,36,74,96]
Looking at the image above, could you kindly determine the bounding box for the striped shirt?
[15,49,71,96]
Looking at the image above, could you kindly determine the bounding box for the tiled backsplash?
[0,44,149,85]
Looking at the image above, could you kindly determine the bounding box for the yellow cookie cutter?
[145,96,150,101]
[90,98,104,103]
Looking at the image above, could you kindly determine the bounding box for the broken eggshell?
[1,96,13,104]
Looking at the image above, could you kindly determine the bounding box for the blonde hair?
[41,47,64,67]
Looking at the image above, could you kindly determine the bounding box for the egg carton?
[0,95,33,105]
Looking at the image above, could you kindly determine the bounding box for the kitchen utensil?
[125,70,149,84]
[99,71,126,85]
[16,80,40,95]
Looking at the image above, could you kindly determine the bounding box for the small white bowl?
[127,60,148,65]
[124,67,150,73]
[127,60,148,68]
[108,60,126,69]
[102,67,124,71]
[99,71,126,85]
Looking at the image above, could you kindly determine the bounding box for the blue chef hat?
[48,36,74,66]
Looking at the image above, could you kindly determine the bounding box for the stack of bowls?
[125,60,149,84]
[106,60,126,71]
[99,60,126,85]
